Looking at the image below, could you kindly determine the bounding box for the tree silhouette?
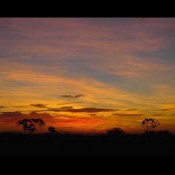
[106,128,126,137]
[17,119,36,134]
[142,118,160,132]
[31,119,45,131]
[17,118,45,134]
[48,127,57,134]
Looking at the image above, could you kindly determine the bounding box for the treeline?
[15,117,170,136]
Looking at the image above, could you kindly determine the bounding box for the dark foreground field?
[0,132,175,157]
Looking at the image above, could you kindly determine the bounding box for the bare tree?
[142,118,160,132]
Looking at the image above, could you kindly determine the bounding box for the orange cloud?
[46,107,116,113]
[152,114,161,116]
[113,113,144,117]
[125,109,137,111]
[60,94,85,98]
[30,104,48,108]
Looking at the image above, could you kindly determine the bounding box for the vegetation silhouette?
[106,128,126,137]
[157,130,173,136]
[0,117,174,157]
[0,129,175,157]
[142,118,160,132]
[31,119,45,131]
[17,119,45,134]
[48,127,57,134]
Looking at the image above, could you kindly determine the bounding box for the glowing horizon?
[1,18,175,134]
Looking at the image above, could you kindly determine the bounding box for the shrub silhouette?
[17,118,45,134]
[106,128,126,137]
[48,127,57,134]
[157,130,173,136]
[142,118,160,132]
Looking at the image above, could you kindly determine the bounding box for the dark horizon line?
[1,130,174,136]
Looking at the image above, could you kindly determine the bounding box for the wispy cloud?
[92,56,173,80]
[90,113,97,116]
[0,111,58,127]
[46,107,116,113]
[13,105,27,108]
[0,111,22,117]
[30,104,48,108]
[59,106,73,110]
[113,113,144,117]
[160,108,175,111]
[152,114,161,116]
[60,94,85,98]
[57,102,82,106]
[125,109,137,111]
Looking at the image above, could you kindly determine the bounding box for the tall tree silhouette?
[17,118,45,134]
[31,119,45,131]
[17,119,36,134]
[142,118,160,132]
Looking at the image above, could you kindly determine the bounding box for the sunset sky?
[0,18,175,134]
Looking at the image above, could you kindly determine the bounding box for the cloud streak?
[0,111,23,117]
[46,107,116,113]
[60,94,85,98]
[160,108,175,111]
[152,114,161,116]
[30,104,48,108]
[113,113,144,117]
[125,109,137,111]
